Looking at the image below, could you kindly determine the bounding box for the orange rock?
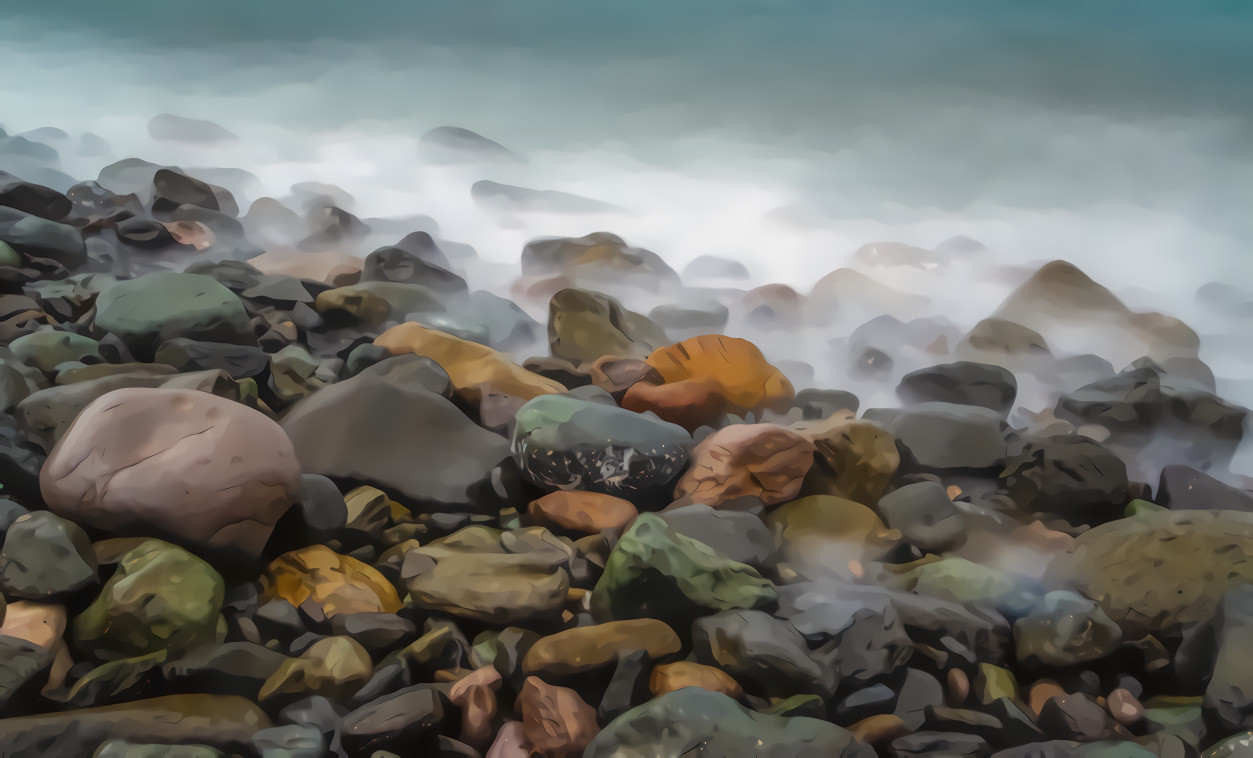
[518,676,600,758]
[791,415,899,504]
[262,544,401,618]
[673,423,815,507]
[376,322,564,407]
[0,601,67,650]
[1028,680,1067,716]
[622,335,794,431]
[649,661,744,699]
[528,491,638,534]
[522,619,681,677]
[848,714,910,746]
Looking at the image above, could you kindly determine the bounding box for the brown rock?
[262,545,402,617]
[162,220,214,250]
[518,676,600,758]
[791,415,899,504]
[673,423,815,507]
[376,321,564,406]
[527,491,638,534]
[0,601,67,650]
[39,387,302,561]
[848,714,910,746]
[1028,680,1067,716]
[649,661,744,699]
[259,635,372,702]
[947,668,970,705]
[0,694,270,754]
[622,335,794,432]
[249,247,363,284]
[522,619,681,678]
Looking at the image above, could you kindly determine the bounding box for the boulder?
[521,232,680,292]
[790,415,899,504]
[41,387,301,561]
[93,272,254,358]
[877,482,967,553]
[623,334,795,432]
[1000,436,1129,524]
[673,423,815,508]
[863,402,1011,472]
[691,609,834,698]
[897,362,1017,415]
[657,504,775,568]
[1014,591,1122,667]
[0,512,96,601]
[522,620,681,678]
[547,288,667,365]
[512,394,691,498]
[527,491,638,534]
[0,206,86,269]
[261,545,401,619]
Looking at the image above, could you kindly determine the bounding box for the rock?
[9,329,101,373]
[1205,733,1253,757]
[251,724,323,758]
[958,318,1050,356]
[522,619,681,678]
[93,272,254,358]
[683,255,750,280]
[41,387,301,561]
[0,206,86,269]
[260,636,372,702]
[849,714,911,746]
[0,171,70,220]
[649,661,743,699]
[1158,465,1253,512]
[262,545,401,618]
[992,260,1198,368]
[547,288,667,365]
[673,423,815,507]
[657,505,775,567]
[774,582,913,685]
[647,300,729,338]
[890,732,991,757]
[0,512,96,600]
[527,491,638,534]
[794,388,859,420]
[1048,508,1253,636]
[72,540,224,662]
[902,558,1037,617]
[863,402,1011,472]
[1107,688,1144,726]
[376,321,564,406]
[590,513,776,625]
[341,684,449,754]
[691,610,833,698]
[151,168,237,217]
[423,290,539,350]
[742,283,806,330]
[0,635,53,714]
[1037,694,1126,741]
[897,362,1017,415]
[585,686,873,758]
[161,641,287,696]
[486,720,532,758]
[766,496,899,581]
[400,528,571,625]
[0,601,66,652]
[281,354,509,509]
[0,695,269,757]
[512,393,691,498]
[314,281,445,325]
[1000,436,1129,524]
[790,415,899,504]
[877,482,967,553]
[473,180,624,215]
[622,335,795,432]
[1013,591,1122,667]
[154,338,269,379]
[419,126,516,163]
[518,676,600,757]
[147,114,237,143]
[521,232,679,292]
[1206,585,1253,731]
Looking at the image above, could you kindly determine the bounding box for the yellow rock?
[791,415,899,504]
[375,321,564,406]
[262,545,401,617]
[649,661,743,699]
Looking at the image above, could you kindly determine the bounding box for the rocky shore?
[0,124,1252,757]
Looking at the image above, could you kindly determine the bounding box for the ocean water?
[2,1,1252,471]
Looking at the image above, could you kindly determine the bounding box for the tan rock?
[259,635,372,701]
[376,321,564,406]
[522,619,681,677]
[791,415,899,504]
[673,423,814,507]
[649,661,743,699]
[450,666,502,749]
[518,676,600,758]
[848,714,910,746]
[262,545,401,618]
[249,247,362,284]
[1107,687,1144,725]
[527,491,638,534]
[39,387,302,561]
[946,667,970,705]
[0,601,67,650]
[622,335,794,432]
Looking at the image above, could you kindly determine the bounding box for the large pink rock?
[40,387,302,561]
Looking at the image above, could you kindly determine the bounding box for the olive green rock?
[72,539,225,662]
[93,272,254,357]
[8,330,101,373]
[548,287,668,365]
[590,513,777,624]
[1048,509,1253,635]
[0,241,21,268]
[902,557,1037,616]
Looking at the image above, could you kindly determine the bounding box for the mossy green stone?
[0,241,20,268]
[905,557,1037,616]
[590,513,776,624]
[72,539,225,662]
[9,330,101,373]
[94,272,252,356]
